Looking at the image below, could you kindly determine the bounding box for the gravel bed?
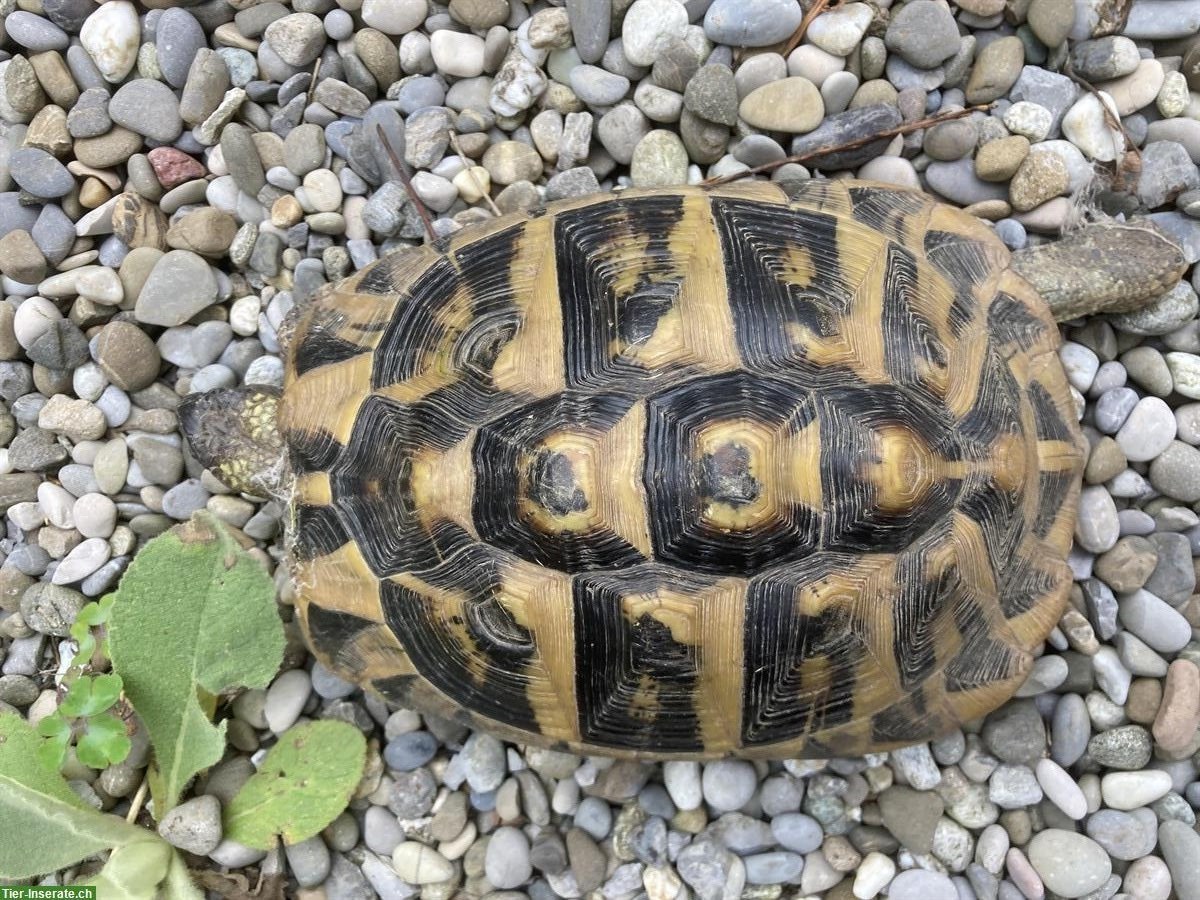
[1,0,1200,898]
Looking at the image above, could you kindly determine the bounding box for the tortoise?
[181,179,1186,759]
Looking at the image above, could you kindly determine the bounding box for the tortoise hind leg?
[178,386,287,498]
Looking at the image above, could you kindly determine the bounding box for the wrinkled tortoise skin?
[280,180,1084,759]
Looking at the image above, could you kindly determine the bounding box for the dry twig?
[703,104,990,186]
[783,0,841,56]
[376,123,439,244]
[1062,63,1141,189]
[449,132,502,217]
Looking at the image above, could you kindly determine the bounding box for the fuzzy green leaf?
[76,713,132,769]
[224,720,367,849]
[60,674,122,718]
[0,712,146,879]
[108,512,285,814]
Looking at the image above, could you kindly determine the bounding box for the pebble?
[1101,770,1174,810]
[702,760,757,811]
[485,826,532,889]
[134,251,218,327]
[158,795,223,855]
[739,78,824,133]
[885,1,961,69]
[391,841,453,884]
[704,0,803,48]
[889,869,957,900]
[853,851,895,899]
[1116,397,1177,461]
[80,1,139,84]
[263,668,311,734]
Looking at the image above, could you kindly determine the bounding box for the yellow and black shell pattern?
[280,179,1084,759]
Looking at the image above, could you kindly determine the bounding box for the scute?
[282,182,1084,759]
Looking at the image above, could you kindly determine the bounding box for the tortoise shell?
[280,179,1084,759]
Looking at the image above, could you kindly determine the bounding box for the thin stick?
[1061,63,1140,186]
[376,124,438,244]
[125,775,148,824]
[783,0,840,56]
[449,133,502,217]
[703,104,989,186]
[305,57,322,107]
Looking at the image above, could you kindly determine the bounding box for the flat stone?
[704,0,803,48]
[739,77,824,133]
[1027,830,1111,899]
[108,79,183,142]
[133,250,218,327]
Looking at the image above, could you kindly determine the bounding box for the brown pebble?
[1153,659,1200,752]
[1127,677,1163,725]
[1085,436,1127,485]
[79,177,112,209]
[166,208,238,256]
[1009,151,1069,212]
[975,135,1031,182]
[1094,535,1157,592]
[28,51,79,109]
[24,105,71,157]
[0,229,47,284]
[73,126,143,169]
[93,321,161,391]
[271,195,304,228]
[111,191,169,251]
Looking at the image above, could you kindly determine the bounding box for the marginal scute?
[282,184,1084,759]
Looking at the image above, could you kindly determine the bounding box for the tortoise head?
[178,386,287,498]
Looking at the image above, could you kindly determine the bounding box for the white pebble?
[74,493,117,539]
[1100,770,1173,810]
[74,266,125,305]
[38,482,75,529]
[264,668,312,733]
[52,538,112,585]
[80,0,140,83]
[853,851,895,899]
[1035,758,1088,819]
[13,296,62,349]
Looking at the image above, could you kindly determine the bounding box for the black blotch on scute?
[473,392,645,573]
[331,394,474,577]
[1028,382,1075,444]
[528,450,589,517]
[645,371,820,575]
[711,197,851,366]
[741,569,861,746]
[944,596,1021,692]
[293,328,367,377]
[699,444,760,508]
[555,194,687,387]
[617,280,678,347]
[306,604,374,649]
[572,566,705,752]
[1033,469,1075,539]
[371,257,458,388]
[869,690,934,744]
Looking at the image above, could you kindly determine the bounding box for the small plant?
[0,512,368,898]
[69,595,115,668]
[36,673,132,771]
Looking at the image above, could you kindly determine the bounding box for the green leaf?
[60,674,123,718]
[0,712,146,879]
[71,596,116,663]
[108,512,285,814]
[35,713,72,771]
[76,713,132,769]
[224,720,367,849]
